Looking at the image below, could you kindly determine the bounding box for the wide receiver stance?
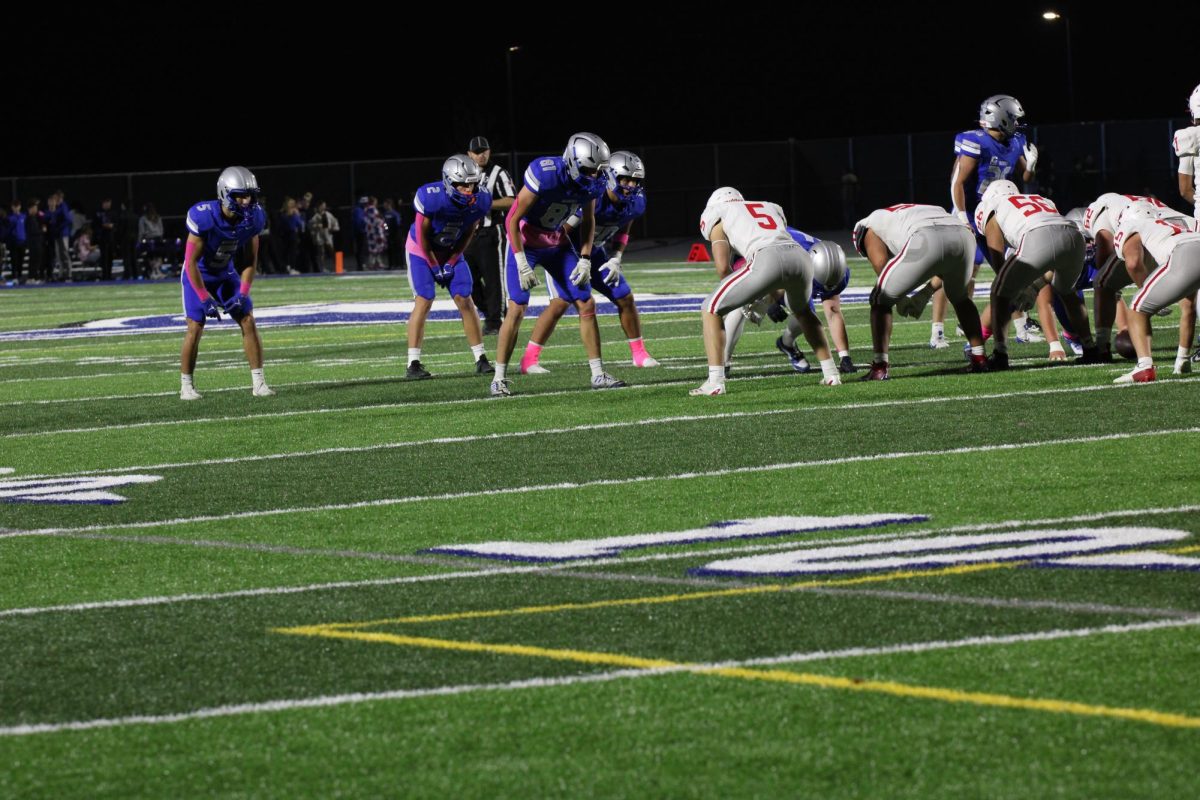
[854,203,987,379]
[179,166,273,400]
[693,187,839,396]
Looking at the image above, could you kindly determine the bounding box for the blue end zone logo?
[0,471,162,504]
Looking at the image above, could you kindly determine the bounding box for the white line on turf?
[1,616,1194,737]
[6,428,1200,542]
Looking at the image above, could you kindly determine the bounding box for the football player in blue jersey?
[179,166,272,401]
[403,155,495,379]
[491,132,626,396]
[924,95,1040,349]
[518,150,660,374]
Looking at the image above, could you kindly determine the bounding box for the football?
[1114,330,1137,360]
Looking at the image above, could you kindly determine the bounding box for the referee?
[465,136,515,334]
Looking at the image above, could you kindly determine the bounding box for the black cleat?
[986,351,1009,371]
[1075,346,1110,365]
[406,360,432,380]
[475,355,495,375]
[838,355,858,374]
[966,354,990,373]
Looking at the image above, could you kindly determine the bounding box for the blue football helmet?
[605,150,645,200]
[563,132,611,193]
[442,154,483,208]
[217,166,261,221]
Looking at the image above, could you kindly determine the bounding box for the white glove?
[1022,142,1039,173]
[515,252,538,291]
[570,257,592,288]
[1174,126,1200,158]
[600,253,622,286]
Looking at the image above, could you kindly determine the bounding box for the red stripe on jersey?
[876,239,910,293]
[706,261,753,314]
[1131,258,1172,311]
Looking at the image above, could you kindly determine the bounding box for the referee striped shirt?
[481,163,515,228]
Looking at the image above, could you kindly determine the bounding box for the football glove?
[201,297,221,319]
[225,292,250,317]
[766,300,789,323]
[1022,142,1039,173]
[515,252,538,291]
[570,257,592,288]
[600,254,622,286]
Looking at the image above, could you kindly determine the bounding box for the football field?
[1,261,1198,798]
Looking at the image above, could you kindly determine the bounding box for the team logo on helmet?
[217,166,261,222]
[563,132,611,194]
[979,95,1026,137]
[442,154,483,208]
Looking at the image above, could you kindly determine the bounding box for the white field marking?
[809,586,1198,619]
[1,616,1195,738]
[13,377,1200,473]
[7,426,1200,543]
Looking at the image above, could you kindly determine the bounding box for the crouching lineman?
[404,155,495,379]
[853,203,987,379]
[180,166,273,400]
[974,181,1100,369]
[518,150,659,374]
[692,187,839,396]
[1111,204,1200,383]
[492,132,626,396]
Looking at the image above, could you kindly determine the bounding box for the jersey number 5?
[745,203,777,230]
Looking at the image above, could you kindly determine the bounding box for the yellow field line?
[315,562,1014,631]
[273,625,1200,729]
[1165,544,1200,555]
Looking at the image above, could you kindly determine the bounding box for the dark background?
[3,3,1193,176]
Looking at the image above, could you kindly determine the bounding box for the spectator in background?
[139,202,166,276]
[76,225,102,268]
[6,200,27,285]
[46,192,73,281]
[286,197,308,273]
[296,191,316,272]
[353,195,368,270]
[309,199,339,271]
[95,198,116,279]
[118,199,140,279]
[365,204,387,269]
[466,136,516,335]
[25,198,46,284]
[256,196,280,274]
[382,198,403,269]
[0,207,8,280]
[273,196,299,275]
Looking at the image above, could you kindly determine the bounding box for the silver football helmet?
[563,132,611,192]
[442,154,483,207]
[979,95,1026,137]
[605,150,645,199]
[809,241,848,293]
[217,166,261,220]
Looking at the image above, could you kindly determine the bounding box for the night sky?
[4,3,1194,177]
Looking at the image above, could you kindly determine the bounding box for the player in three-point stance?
[179,166,273,400]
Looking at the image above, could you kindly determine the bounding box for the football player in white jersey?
[1173,83,1200,366]
[975,180,1099,369]
[1111,203,1200,382]
[693,187,838,395]
[853,203,987,378]
[1085,191,1196,370]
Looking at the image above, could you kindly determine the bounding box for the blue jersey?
[185,201,266,277]
[953,129,1027,204]
[521,156,606,232]
[409,182,491,252]
[592,192,647,249]
[786,227,848,301]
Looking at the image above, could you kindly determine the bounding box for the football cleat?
[520,362,550,375]
[859,362,889,381]
[1015,323,1045,344]
[634,354,660,368]
[592,373,628,389]
[180,385,202,401]
[475,355,495,375]
[986,351,1010,371]
[1114,366,1156,384]
[838,355,858,373]
[252,384,276,397]
[406,361,432,380]
[1075,346,1109,365]
[1173,359,1192,375]
[689,380,726,396]
[929,332,950,349]
[776,336,812,372]
[820,374,842,386]
[1155,305,1174,317]
[966,354,990,373]
[489,379,513,397]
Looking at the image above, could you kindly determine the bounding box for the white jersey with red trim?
[856,204,964,255]
[1081,193,1188,239]
[699,200,793,261]
[1114,215,1200,266]
[974,192,1068,245]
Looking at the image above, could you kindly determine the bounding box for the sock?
[837,349,850,359]
[931,322,944,339]
[780,329,797,348]
[471,344,485,360]
[589,358,604,379]
[251,368,265,389]
[981,325,993,340]
[520,341,542,369]
[629,337,647,357]
[1095,327,1112,348]
[708,365,725,385]
[181,373,194,389]
[873,352,889,364]
[407,348,421,365]
[970,345,985,356]
[494,362,508,380]
[1015,312,1029,330]
[1137,357,1153,370]
[1178,346,1190,359]
[820,358,838,381]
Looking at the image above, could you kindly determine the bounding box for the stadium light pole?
[1043,11,1075,121]
[506,46,520,177]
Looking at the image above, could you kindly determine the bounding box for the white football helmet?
[707,187,743,206]
[1117,202,1157,227]
[1190,84,1200,122]
[981,179,1020,205]
[979,95,1026,137]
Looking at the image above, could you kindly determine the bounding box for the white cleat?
[821,375,843,386]
[689,380,726,396]
[180,386,202,401]
[489,379,513,397]
[252,384,276,397]
[592,373,628,389]
[520,363,551,375]
[929,333,949,349]
[634,355,661,367]
[1015,324,1045,344]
